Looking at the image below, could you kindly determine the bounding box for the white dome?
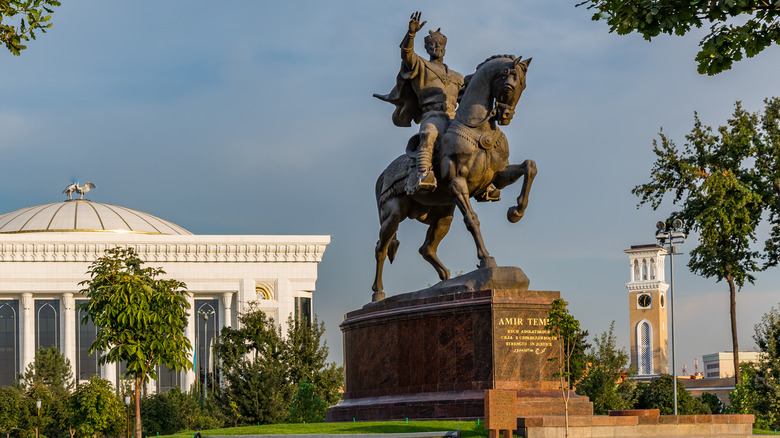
[0,200,192,235]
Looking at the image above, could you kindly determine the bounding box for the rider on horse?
[374,12,464,196]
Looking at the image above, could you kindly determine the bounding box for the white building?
[0,198,330,391]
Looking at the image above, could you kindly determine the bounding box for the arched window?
[650,259,656,280]
[76,300,99,382]
[0,301,19,387]
[195,300,219,392]
[36,300,60,351]
[637,320,653,375]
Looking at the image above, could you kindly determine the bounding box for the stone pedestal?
[326,267,592,421]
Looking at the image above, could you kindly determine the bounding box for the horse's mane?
[461,55,518,95]
[474,54,516,71]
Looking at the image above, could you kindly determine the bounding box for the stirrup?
[416,171,437,193]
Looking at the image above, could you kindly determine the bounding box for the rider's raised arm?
[401,11,425,68]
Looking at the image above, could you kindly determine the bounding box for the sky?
[2,0,780,374]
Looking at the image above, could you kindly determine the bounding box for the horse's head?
[490,56,531,125]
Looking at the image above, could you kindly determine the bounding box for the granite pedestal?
[326,267,593,421]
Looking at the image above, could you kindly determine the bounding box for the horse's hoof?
[507,206,524,223]
[478,257,497,269]
[372,290,386,302]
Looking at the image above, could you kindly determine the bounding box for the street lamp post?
[656,219,686,416]
[198,309,215,399]
[35,399,41,438]
[124,394,131,438]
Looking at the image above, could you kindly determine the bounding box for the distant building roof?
[0,200,192,235]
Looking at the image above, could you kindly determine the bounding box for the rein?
[455,107,496,129]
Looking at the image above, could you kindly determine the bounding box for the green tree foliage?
[634,374,711,414]
[633,98,780,386]
[0,0,60,55]
[216,306,291,424]
[215,304,343,425]
[569,329,591,389]
[700,392,725,415]
[0,386,24,438]
[20,347,74,397]
[729,364,778,429]
[77,247,193,438]
[287,379,326,423]
[575,322,636,414]
[140,388,222,434]
[576,0,780,75]
[284,315,343,408]
[545,298,583,437]
[18,347,74,438]
[140,392,181,436]
[68,376,124,438]
[729,304,780,430]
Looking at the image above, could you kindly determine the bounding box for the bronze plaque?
[484,389,517,430]
[492,307,556,384]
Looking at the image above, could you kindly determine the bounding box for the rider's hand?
[408,11,426,34]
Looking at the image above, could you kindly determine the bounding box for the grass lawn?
[158,421,778,437]
[159,420,491,438]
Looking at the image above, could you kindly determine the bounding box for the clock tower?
[625,244,669,376]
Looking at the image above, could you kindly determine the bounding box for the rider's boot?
[415,140,437,193]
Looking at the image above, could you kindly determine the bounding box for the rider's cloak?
[372,61,422,128]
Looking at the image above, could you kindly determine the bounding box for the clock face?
[660,294,665,308]
[638,294,652,308]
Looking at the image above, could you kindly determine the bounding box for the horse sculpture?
[372,54,536,301]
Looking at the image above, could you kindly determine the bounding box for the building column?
[182,293,196,391]
[222,292,233,329]
[20,293,35,375]
[101,359,116,388]
[62,293,77,375]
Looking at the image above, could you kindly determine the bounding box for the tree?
[1,0,61,55]
[729,364,779,429]
[215,306,292,424]
[728,304,780,430]
[215,304,343,425]
[284,315,344,408]
[632,99,780,386]
[140,392,182,436]
[569,329,591,389]
[545,298,583,438]
[0,386,24,438]
[634,374,711,414]
[77,247,193,438]
[20,347,74,398]
[576,0,780,75]
[700,392,725,414]
[287,379,326,423]
[576,322,636,414]
[68,376,124,438]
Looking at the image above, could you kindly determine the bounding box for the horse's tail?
[375,158,408,264]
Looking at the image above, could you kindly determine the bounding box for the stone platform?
[516,414,755,438]
[326,267,593,421]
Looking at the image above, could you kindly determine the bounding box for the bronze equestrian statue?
[372,12,536,302]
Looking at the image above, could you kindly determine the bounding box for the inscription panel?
[492,307,557,384]
[484,389,517,431]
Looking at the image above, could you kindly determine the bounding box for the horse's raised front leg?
[372,198,403,302]
[449,176,497,269]
[492,159,537,223]
[418,205,456,281]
